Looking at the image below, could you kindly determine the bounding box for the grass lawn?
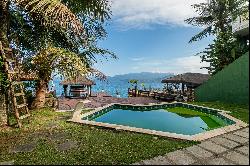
[190,101,249,123]
[0,101,248,165]
[166,107,210,117]
[166,107,227,129]
[0,108,196,165]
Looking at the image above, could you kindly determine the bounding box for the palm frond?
[189,26,213,43]
[32,46,89,79]
[16,0,87,40]
[62,0,112,22]
[81,46,117,64]
[87,68,107,80]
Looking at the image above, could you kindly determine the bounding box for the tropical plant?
[141,83,146,90]
[22,45,115,108]
[129,80,138,88]
[199,31,249,74]
[185,0,248,43]
[185,0,249,74]
[0,0,114,109]
[129,79,139,97]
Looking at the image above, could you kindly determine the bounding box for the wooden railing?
[128,88,195,102]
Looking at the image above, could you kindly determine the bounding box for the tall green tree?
[0,0,114,110]
[185,0,249,74]
[199,31,248,74]
[185,0,248,43]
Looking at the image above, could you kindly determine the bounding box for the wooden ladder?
[0,41,30,128]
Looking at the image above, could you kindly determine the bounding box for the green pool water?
[88,106,231,135]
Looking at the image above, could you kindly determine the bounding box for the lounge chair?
[71,101,86,121]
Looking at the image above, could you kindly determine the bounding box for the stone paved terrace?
[133,127,249,165]
[58,96,160,110]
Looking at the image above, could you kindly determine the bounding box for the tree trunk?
[0,0,10,126]
[0,0,10,47]
[0,93,7,126]
[32,80,48,109]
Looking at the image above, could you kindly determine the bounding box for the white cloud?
[131,55,209,74]
[130,57,146,61]
[111,0,206,30]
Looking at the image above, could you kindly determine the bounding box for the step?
[17,104,27,109]
[19,114,30,120]
[14,93,25,97]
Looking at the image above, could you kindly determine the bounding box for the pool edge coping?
[68,102,248,141]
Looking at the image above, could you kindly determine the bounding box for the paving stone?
[9,143,36,153]
[56,140,78,151]
[148,156,173,165]
[0,160,14,165]
[233,131,249,138]
[140,156,172,165]
[185,145,213,159]
[130,162,142,165]
[223,151,249,165]
[166,150,196,165]
[25,133,47,143]
[209,137,239,148]
[235,146,249,156]
[206,158,234,165]
[47,132,68,141]
[222,134,249,144]
[141,160,158,165]
[240,127,249,133]
[198,141,228,154]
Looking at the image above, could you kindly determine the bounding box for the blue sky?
[93,0,214,76]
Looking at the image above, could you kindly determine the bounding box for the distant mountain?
[108,72,174,83]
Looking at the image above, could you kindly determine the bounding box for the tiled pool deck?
[69,102,248,141]
[133,127,249,165]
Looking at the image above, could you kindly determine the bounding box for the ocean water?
[92,79,164,98]
[51,78,164,98]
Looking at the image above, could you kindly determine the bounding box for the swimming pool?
[89,108,230,135]
[74,102,246,141]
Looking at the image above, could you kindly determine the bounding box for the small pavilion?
[161,73,210,94]
[60,76,95,98]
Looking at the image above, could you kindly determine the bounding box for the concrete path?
[133,127,249,165]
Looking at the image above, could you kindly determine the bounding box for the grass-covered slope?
[0,108,195,165]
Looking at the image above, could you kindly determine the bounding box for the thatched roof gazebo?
[60,76,96,98]
[60,76,95,86]
[161,73,210,96]
[162,73,210,88]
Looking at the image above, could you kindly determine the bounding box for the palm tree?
[185,0,248,74]
[185,0,248,43]
[0,0,113,116]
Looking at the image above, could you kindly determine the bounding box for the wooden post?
[135,85,137,97]
[87,85,91,97]
[90,85,92,97]
[63,85,68,97]
[182,83,184,95]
